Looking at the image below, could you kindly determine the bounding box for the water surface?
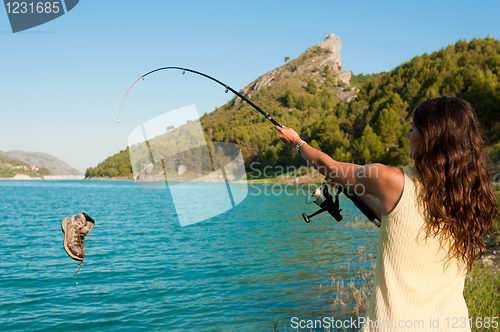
[0,180,378,331]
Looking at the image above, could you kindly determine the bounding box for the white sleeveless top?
[360,166,470,331]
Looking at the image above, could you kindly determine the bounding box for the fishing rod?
[117,67,281,127]
[117,67,380,227]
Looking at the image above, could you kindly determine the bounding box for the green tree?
[284,89,298,108]
[332,147,352,162]
[375,108,402,145]
[354,125,385,163]
[306,79,318,94]
[464,69,500,133]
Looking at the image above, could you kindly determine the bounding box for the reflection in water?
[128,106,248,227]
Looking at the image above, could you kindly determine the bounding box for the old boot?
[61,212,95,261]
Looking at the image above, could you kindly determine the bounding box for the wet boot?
[61,212,95,261]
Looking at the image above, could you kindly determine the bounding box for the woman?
[275,96,498,331]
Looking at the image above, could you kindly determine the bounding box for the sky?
[1,0,500,173]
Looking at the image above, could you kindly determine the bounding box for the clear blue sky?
[1,0,499,173]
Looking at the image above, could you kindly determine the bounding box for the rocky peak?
[235,34,355,103]
[317,33,342,68]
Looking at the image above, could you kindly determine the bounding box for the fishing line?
[117,76,143,123]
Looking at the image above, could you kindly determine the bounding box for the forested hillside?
[86,37,500,179]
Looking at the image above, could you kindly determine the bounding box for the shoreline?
[0,175,85,181]
[83,174,325,185]
[0,176,322,184]
[84,168,327,184]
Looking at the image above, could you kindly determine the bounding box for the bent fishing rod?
[117,67,281,127]
[117,67,380,227]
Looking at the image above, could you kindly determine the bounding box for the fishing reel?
[302,182,381,227]
[302,183,343,223]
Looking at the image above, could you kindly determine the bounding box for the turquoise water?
[0,180,378,331]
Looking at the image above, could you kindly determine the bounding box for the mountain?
[3,150,82,175]
[86,35,500,179]
[199,33,365,170]
[235,34,358,104]
[0,153,51,178]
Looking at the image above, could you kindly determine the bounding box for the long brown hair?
[412,96,498,273]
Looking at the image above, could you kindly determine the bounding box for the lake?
[0,180,378,331]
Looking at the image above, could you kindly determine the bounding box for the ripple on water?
[0,181,378,331]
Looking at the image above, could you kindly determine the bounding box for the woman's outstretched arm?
[275,126,404,216]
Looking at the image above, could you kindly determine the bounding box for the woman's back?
[361,166,470,331]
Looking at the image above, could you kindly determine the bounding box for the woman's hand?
[326,178,339,188]
[274,125,302,147]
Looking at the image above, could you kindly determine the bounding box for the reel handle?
[302,204,338,223]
